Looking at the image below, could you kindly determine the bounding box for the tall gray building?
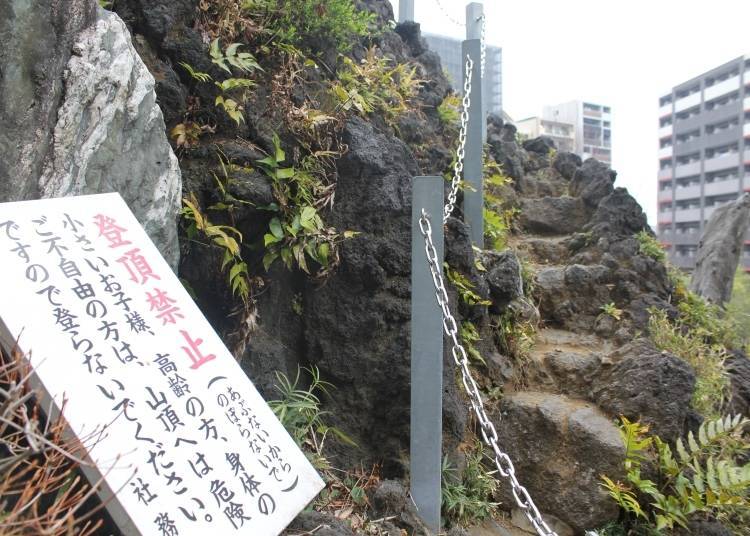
[656,55,750,271]
[423,33,502,115]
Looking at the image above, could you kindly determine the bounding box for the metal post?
[462,38,484,248]
[399,0,415,22]
[410,176,444,535]
[466,2,487,142]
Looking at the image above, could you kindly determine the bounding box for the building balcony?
[704,75,741,102]
[704,177,741,197]
[746,148,750,164]
[658,146,673,159]
[658,123,673,138]
[674,92,701,113]
[659,102,673,117]
[745,122,750,138]
[658,189,673,202]
[704,152,740,173]
[661,229,702,245]
[674,161,701,178]
[670,254,697,269]
[674,207,702,222]
[674,184,702,200]
[745,96,750,111]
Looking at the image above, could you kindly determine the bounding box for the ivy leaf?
[269,217,284,239]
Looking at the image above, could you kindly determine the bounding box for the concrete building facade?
[656,55,750,271]
[423,33,503,116]
[516,116,576,153]
[542,101,612,164]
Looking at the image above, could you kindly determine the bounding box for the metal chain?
[418,210,559,536]
[479,14,486,78]
[433,0,465,27]
[443,55,473,224]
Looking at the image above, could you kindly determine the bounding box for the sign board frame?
[0,193,324,536]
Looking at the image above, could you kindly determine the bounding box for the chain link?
[443,55,473,224]
[418,210,559,536]
[431,0,486,79]
[432,0,465,27]
[479,14,486,78]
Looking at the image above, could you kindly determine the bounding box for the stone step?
[490,391,623,533]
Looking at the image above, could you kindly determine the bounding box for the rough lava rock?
[492,392,624,532]
[591,340,697,441]
[38,9,182,267]
[570,158,616,208]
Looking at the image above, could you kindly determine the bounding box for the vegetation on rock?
[602,415,750,533]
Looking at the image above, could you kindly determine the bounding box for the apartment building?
[542,101,612,164]
[656,55,750,271]
[423,33,503,115]
[516,116,576,153]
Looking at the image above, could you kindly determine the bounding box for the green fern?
[445,264,491,306]
[602,415,750,531]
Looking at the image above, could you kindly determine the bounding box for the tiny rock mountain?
[0,1,747,535]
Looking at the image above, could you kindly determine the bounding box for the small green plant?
[635,230,666,263]
[181,193,250,303]
[494,309,535,369]
[179,42,261,125]
[727,268,750,351]
[483,168,517,251]
[209,38,262,74]
[330,47,421,126]
[441,444,499,526]
[179,61,212,83]
[254,0,375,54]
[648,308,728,417]
[601,302,624,321]
[269,365,355,457]
[602,415,750,532]
[445,264,491,306]
[437,93,461,127]
[459,321,486,366]
[258,134,356,274]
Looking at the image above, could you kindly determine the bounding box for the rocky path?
[472,125,698,534]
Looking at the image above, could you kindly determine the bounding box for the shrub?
[602,415,750,532]
[648,308,728,417]
[330,47,421,126]
[441,444,499,526]
[437,93,461,127]
[181,193,250,303]
[635,230,666,263]
[253,0,375,54]
[258,135,356,274]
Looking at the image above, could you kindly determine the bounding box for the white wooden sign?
[0,193,324,535]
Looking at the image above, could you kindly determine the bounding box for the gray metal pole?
[462,39,484,248]
[410,176,444,535]
[466,2,487,142]
[466,2,483,39]
[399,0,415,22]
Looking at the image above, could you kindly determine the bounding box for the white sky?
[388,0,750,226]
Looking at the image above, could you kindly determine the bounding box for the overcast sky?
[388,0,750,226]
